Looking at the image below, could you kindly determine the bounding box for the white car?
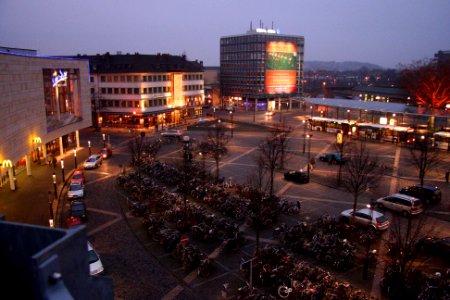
[83,154,102,169]
[160,129,183,138]
[67,182,85,199]
[340,208,390,231]
[87,241,104,276]
[375,193,424,216]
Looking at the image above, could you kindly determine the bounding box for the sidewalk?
[0,145,92,227]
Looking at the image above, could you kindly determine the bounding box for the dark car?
[416,236,450,258]
[100,147,112,159]
[284,170,309,184]
[70,201,87,220]
[319,152,347,165]
[399,185,441,205]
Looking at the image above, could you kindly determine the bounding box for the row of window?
[100,98,168,108]
[95,73,203,83]
[98,85,203,95]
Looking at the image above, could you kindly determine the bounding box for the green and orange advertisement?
[265,41,298,94]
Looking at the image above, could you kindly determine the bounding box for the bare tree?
[409,136,440,186]
[381,215,431,298]
[258,125,290,196]
[204,120,229,182]
[128,135,161,175]
[341,142,381,215]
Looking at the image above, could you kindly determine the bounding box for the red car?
[100,147,112,159]
[71,170,86,184]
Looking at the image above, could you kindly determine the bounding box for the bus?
[355,123,414,143]
[308,117,356,135]
[433,131,450,151]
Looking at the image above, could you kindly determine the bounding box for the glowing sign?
[173,74,184,107]
[52,70,68,87]
[265,41,297,94]
[256,28,277,34]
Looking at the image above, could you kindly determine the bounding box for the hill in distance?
[305,61,384,71]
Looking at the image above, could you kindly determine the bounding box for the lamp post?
[229,111,233,137]
[88,140,91,155]
[60,159,65,182]
[182,135,192,227]
[73,148,77,168]
[310,105,313,119]
[102,133,106,147]
[48,191,54,227]
[302,120,307,153]
[213,107,216,120]
[52,173,57,199]
[306,134,313,178]
[347,109,350,123]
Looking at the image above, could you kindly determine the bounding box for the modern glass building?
[220,27,304,111]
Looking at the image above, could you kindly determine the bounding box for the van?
[375,193,423,216]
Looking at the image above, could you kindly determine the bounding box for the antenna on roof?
[250,21,252,31]
[272,21,274,29]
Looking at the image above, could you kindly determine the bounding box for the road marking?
[283,194,355,205]
[87,215,122,236]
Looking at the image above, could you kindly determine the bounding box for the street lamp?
[310,106,313,118]
[88,140,91,155]
[347,109,350,123]
[73,148,77,168]
[302,120,307,153]
[60,159,65,182]
[52,173,57,199]
[213,107,216,120]
[48,191,54,227]
[229,111,233,137]
[102,133,106,147]
[306,134,313,178]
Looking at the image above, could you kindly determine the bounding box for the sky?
[1,0,449,69]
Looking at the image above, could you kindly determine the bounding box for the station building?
[220,26,304,111]
[76,52,204,129]
[0,49,91,190]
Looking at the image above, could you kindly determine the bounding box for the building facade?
[79,53,204,129]
[0,51,91,190]
[220,27,304,111]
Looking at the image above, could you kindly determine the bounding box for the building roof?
[73,52,204,73]
[305,98,409,113]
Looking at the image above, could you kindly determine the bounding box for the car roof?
[387,193,419,200]
[414,184,440,191]
[70,181,83,186]
[357,208,384,218]
[74,170,84,175]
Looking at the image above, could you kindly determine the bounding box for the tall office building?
[220,26,304,110]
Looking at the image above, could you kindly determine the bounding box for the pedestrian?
[445,171,449,184]
[52,157,57,169]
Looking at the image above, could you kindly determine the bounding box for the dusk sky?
[1,0,449,69]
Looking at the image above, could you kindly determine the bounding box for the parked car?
[319,152,348,164]
[87,241,104,275]
[160,129,183,138]
[71,170,85,184]
[196,117,214,124]
[100,147,112,159]
[67,182,85,200]
[399,184,441,205]
[416,236,450,258]
[340,208,390,232]
[83,154,102,169]
[284,170,309,184]
[70,201,87,220]
[375,193,424,216]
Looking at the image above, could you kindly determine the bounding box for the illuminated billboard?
[265,41,298,94]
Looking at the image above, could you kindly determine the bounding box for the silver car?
[67,182,85,199]
[375,193,423,216]
[340,208,390,231]
[83,154,102,169]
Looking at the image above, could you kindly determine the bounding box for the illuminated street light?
[306,134,313,178]
[73,148,77,167]
[102,133,106,147]
[52,173,57,199]
[302,120,307,153]
[60,159,65,182]
[88,140,91,155]
[229,111,233,137]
